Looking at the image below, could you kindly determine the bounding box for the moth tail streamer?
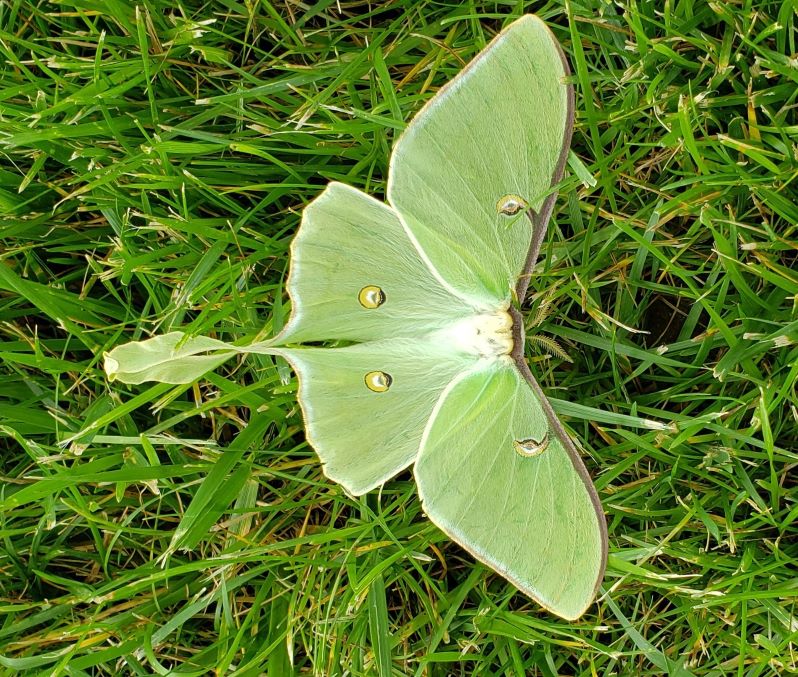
[103,332,279,385]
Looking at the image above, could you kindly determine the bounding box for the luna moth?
[104,15,607,620]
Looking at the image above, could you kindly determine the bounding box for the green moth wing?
[387,15,573,306]
[275,182,476,345]
[415,361,606,620]
[275,340,470,495]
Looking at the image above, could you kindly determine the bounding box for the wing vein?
[450,380,516,530]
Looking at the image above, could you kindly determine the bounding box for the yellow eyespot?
[514,433,549,457]
[364,371,392,392]
[497,194,528,216]
[358,285,385,309]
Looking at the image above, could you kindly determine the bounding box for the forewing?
[276,339,471,496]
[275,182,474,345]
[414,362,606,620]
[387,16,573,305]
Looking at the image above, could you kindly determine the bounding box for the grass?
[1,0,797,674]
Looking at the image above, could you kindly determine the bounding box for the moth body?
[438,309,514,359]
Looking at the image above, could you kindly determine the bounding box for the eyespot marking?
[364,370,392,392]
[514,433,549,458]
[358,285,385,309]
[497,194,528,216]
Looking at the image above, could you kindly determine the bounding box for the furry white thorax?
[437,309,514,358]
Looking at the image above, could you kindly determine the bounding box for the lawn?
[1,0,797,675]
